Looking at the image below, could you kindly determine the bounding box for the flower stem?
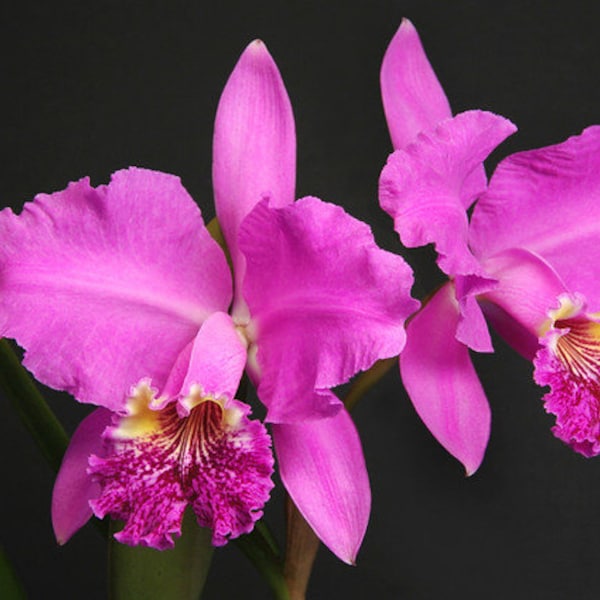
[0,545,27,600]
[234,524,290,600]
[283,497,319,600]
[0,339,68,472]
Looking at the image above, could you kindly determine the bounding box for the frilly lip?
[89,388,274,549]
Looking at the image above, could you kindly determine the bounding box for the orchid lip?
[534,293,600,457]
[90,380,274,549]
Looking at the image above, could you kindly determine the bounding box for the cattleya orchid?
[0,40,418,563]
[379,18,600,473]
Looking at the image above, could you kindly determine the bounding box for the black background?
[2,1,600,598]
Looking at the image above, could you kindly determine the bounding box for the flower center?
[160,398,225,478]
[90,381,274,549]
[534,294,600,457]
[552,318,600,382]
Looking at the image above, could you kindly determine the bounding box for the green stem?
[0,339,110,537]
[234,526,290,600]
[0,545,27,600]
[282,496,319,600]
[0,339,68,472]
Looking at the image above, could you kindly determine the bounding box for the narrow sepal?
[273,403,370,564]
[52,408,112,544]
[213,39,296,307]
[400,284,491,475]
[381,18,451,149]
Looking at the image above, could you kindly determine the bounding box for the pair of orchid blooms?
[2,19,600,566]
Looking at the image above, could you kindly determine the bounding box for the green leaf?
[0,339,68,472]
[108,510,213,600]
[0,545,27,600]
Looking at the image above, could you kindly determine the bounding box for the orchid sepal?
[400,283,491,475]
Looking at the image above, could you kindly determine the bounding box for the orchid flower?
[379,18,600,473]
[0,40,417,563]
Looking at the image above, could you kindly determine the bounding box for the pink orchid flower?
[379,19,600,473]
[0,41,418,563]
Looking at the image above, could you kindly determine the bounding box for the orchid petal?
[0,169,231,411]
[240,196,418,423]
[480,248,569,359]
[400,283,490,475]
[470,126,600,304]
[213,39,296,309]
[51,408,112,544]
[169,311,247,404]
[454,273,496,352]
[380,18,452,150]
[380,110,516,278]
[455,290,493,352]
[272,403,370,565]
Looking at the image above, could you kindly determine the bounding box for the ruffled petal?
[213,39,296,310]
[480,248,568,359]
[0,168,231,411]
[51,408,113,544]
[380,18,452,150]
[379,110,516,278]
[89,382,274,549]
[400,283,491,475]
[470,126,600,305]
[272,403,370,565]
[239,196,418,423]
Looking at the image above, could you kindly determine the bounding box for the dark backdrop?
[2,2,600,599]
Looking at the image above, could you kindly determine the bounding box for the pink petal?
[272,403,370,564]
[174,311,247,403]
[0,168,231,411]
[380,19,488,222]
[400,283,491,475]
[213,39,296,311]
[380,18,452,150]
[454,275,496,352]
[379,110,516,279]
[480,248,568,359]
[239,196,418,423]
[51,408,113,544]
[470,125,600,305]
